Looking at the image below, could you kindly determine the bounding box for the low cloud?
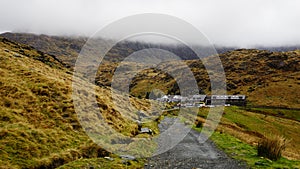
[1,0,300,47]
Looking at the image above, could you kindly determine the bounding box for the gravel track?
[145,117,247,169]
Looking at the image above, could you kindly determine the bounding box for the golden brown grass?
[0,37,151,168]
[257,135,288,160]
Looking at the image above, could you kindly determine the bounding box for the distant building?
[157,94,246,107]
[205,95,246,106]
[190,94,206,102]
[171,95,182,102]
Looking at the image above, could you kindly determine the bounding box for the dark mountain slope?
[1,32,236,67]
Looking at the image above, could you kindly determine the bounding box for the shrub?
[80,143,110,158]
[257,135,287,161]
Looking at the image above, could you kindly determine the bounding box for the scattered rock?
[13,54,21,57]
[104,156,114,161]
[120,155,136,161]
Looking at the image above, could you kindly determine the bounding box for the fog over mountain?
[1,0,300,47]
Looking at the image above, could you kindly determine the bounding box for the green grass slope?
[192,106,300,160]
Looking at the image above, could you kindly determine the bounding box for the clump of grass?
[195,120,203,128]
[257,135,288,161]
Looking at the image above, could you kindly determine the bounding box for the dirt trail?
[145,117,247,169]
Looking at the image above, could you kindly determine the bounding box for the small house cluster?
[156,94,246,107]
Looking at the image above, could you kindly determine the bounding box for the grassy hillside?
[219,49,299,108]
[0,37,151,168]
[128,49,300,108]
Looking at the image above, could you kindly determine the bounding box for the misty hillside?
[1,32,236,66]
[2,33,299,69]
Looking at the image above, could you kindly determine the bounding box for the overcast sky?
[1,0,300,47]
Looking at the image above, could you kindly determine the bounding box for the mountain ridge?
[1,32,298,108]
